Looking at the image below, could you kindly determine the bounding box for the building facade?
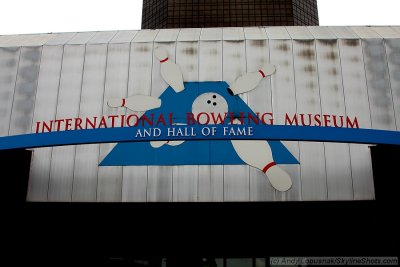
[142,0,319,29]
[2,26,399,265]
[1,26,399,203]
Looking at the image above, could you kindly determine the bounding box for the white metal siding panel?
[97,43,130,202]
[327,27,359,39]
[155,29,180,42]
[200,28,223,41]
[67,32,97,45]
[351,27,382,39]
[243,27,268,40]
[223,27,245,40]
[371,27,399,39]
[223,36,249,202]
[264,27,290,40]
[72,44,108,202]
[27,45,63,202]
[391,26,400,34]
[173,41,200,202]
[122,42,154,202]
[177,28,201,42]
[307,27,336,39]
[362,39,396,130]
[88,31,118,44]
[9,47,42,135]
[132,29,159,43]
[292,40,327,201]
[147,42,176,202]
[339,39,375,200]
[0,34,53,47]
[286,27,314,40]
[45,33,77,45]
[109,31,138,44]
[315,39,353,200]
[0,47,20,136]
[269,39,301,201]
[47,45,86,201]
[384,39,400,130]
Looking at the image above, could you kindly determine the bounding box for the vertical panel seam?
[121,41,133,202]
[360,40,376,130]
[146,41,155,202]
[382,39,398,131]
[313,40,329,200]
[7,47,21,135]
[243,38,251,202]
[71,44,87,201]
[46,45,65,201]
[290,40,302,201]
[336,40,355,200]
[95,42,111,202]
[221,38,225,202]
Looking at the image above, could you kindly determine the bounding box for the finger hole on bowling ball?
[227,88,234,96]
[213,95,217,98]
[213,102,217,106]
[207,100,211,104]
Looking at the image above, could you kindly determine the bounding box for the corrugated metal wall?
[1,27,399,202]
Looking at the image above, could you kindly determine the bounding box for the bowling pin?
[154,47,185,93]
[107,95,161,112]
[150,123,186,148]
[150,140,185,148]
[230,120,292,192]
[229,64,276,95]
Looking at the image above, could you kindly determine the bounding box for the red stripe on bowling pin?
[262,162,276,173]
[122,98,126,107]
[258,69,266,78]
[160,57,169,63]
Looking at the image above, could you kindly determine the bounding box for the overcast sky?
[0,0,399,35]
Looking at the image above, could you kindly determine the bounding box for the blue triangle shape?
[101,82,299,166]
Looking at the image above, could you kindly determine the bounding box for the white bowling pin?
[150,123,186,148]
[154,47,185,93]
[230,119,291,191]
[229,64,276,95]
[150,140,185,148]
[231,139,292,192]
[107,95,161,112]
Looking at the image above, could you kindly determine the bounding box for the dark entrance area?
[0,149,32,203]
[3,146,399,265]
[370,145,400,202]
